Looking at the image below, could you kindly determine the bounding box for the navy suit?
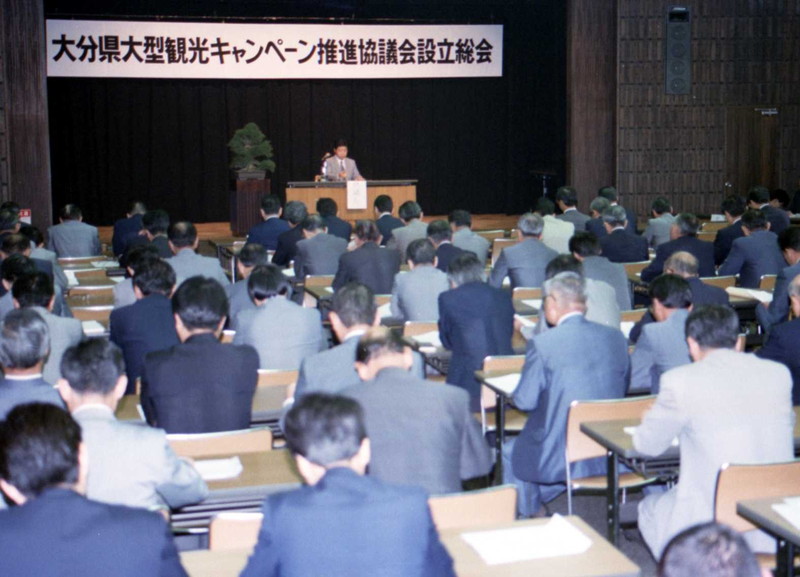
[332,242,401,295]
[246,217,290,251]
[0,488,187,577]
[439,282,514,411]
[718,230,784,288]
[376,213,404,246]
[435,242,467,273]
[109,294,180,392]
[272,226,305,267]
[323,215,352,241]
[112,214,143,257]
[761,204,790,236]
[641,235,715,282]
[713,220,744,265]
[756,261,800,332]
[599,229,649,263]
[142,333,259,433]
[757,318,800,405]
[585,218,608,239]
[240,467,455,577]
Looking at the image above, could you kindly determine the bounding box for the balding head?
[664,251,699,278]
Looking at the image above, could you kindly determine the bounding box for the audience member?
[537,197,574,254]
[718,209,784,288]
[586,196,611,238]
[112,201,146,257]
[756,275,800,405]
[748,184,789,235]
[643,197,675,249]
[46,204,101,258]
[293,214,348,280]
[332,220,401,294]
[114,244,161,309]
[598,185,638,233]
[166,221,229,286]
[714,195,746,265]
[225,243,271,329]
[570,231,631,311]
[246,194,289,251]
[271,200,308,267]
[0,254,36,322]
[126,209,173,260]
[19,224,69,291]
[756,227,800,332]
[658,522,764,577]
[387,201,427,260]
[448,209,490,264]
[373,194,404,246]
[0,208,19,241]
[555,186,591,231]
[316,197,352,242]
[641,213,715,281]
[391,238,450,321]
[489,212,558,289]
[599,205,649,263]
[427,219,467,273]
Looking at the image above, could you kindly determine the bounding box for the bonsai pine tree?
[227,122,276,174]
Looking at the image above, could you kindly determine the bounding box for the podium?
[285,180,417,223]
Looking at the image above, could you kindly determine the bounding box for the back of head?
[598,186,618,202]
[124,244,160,274]
[406,238,436,266]
[740,209,768,232]
[535,198,556,216]
[720,195,746,217]
[247,264,292,302]
[543,271,587,307]
[0,309,50,369]
[0,201,20,215]
[590,196,611,215]
[60,339,125,395]
[674,213,700,236]
[602,205,628,227]
[374,194,393,214]
[128,201,147,215]
[332,283,376,327]
[556,186,578,207]
[142,209,170,235]
[238,243,270,268]
[168,221,197,248]
[60,204,83,221]
[779,226,800,252]
[284,201,309,226]
[12,272,54,309]
[664,251,699,278]
[426,220,451,244]
[447,252,485,286]
[283,393,366,466]
[770,188,790,208]
[448,209,472,228]
[649,274,693,309]
[0,209,20,232]
[354,220,380,243]
[260,194,282,216]
[658,522,761,577]
[301,214,326,234]
[316,197,338,217]
[685,305,739,350]
[398,201,422,222]
[545,254,583,280]
[18,225,44,247]
[1,233,30,256]
[652,197,672,215]
[355,326,406,365]
[517,212,544,237]
[747,185,770,205]
[133,259,176,297]
[1,254,37,284]
[569,231,601,257]
[0,403,82,500]
[172,276,228,330]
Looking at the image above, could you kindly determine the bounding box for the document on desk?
[624,426,680,447]
[620,321,635,339]
[485,373,520,396]
[521,298,542,310]
[81,320,106,336]
[412,331,442,349]
[377,302,392,319]
[726,287,773,303]
[461,514,592,565]
[90,261,118,268]
[772,497,800,530]
[194,456,244,481]
[64,270,79,287]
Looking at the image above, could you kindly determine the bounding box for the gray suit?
[343,367,492,495]
[390,266,450,322]
[629,308,691,394]
[386,219,428,261]
[73,405,208,511]
[323,156,362,181]
[557,208,591,231]
[294,233,348,279]
[31,246,69,292]
[234,297,324,370]
[0,292,14,323]
[634,349,794,558]
[489,238,558,289]
[452,228,490,264]
[0,375,64,420]
[756,261,800,332]
[225,279,256,331]
[530,279,620,335]
[166,248,229,287]
[46,220,101,258]
[643,213,675,249]
[581,255,632,311]
[113,278,136,309]
[28,306,83,384]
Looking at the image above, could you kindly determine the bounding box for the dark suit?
[376,213,404,246]
[757,318,800,405]
[112,214,144,257]
[332,242,401,295]
[123,234,172,262]
[641,235,715,282]
[323,215,352,242]
[225,279,256,330]
[0,376,64,420]
[142,333,259,433]
[621,205,639,234]
[0,488,187,577]
[713,220,744,265]
[343,367,492,494]
[110,294,180,392]
[439,282,514,411]
[761,204,790,236]
[599,228,649,263]
[756,261,800,332]
[272,226,305,267]
[585,217,608,238]
[718,230,784,288]
[240,467,455,577]
[435,242,467,273]
[246,217,290,251]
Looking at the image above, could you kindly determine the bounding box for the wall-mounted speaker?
[665,6,691,95]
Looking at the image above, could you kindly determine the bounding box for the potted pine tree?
[227,122,276,180]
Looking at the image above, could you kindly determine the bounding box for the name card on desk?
[485,373,520,396]
[412,331,442,350]
[81,320,106,336]
[194,456,244,481]
[726,287,773,304]
[346,180,368,210]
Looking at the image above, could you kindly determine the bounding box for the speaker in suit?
[391,266,449,322]
[166,249,229,287]
[718,230,784,288]
[641,235,715,282]
[489,238,558,289]
[333,241,401,295]
[246,216,290,252]
[629,308,691,394]
[294,232,348,280]
[558,207,591,231]
[451,227,490,264]
[344,366,492,494]
[112,213,144,257]
[0,375,64,420]
[599,228,649,264]
[323,155,362,181]
[387,219,428,261]
[713,220,744,265]
[757,317,800,406]
[756,261,800,332]
[47,220,101,258]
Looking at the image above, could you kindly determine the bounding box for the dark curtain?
[47,1,566,225]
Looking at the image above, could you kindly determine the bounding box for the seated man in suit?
[373,194,404,246]
[322,139,364,182]
[12,272,83,384]
[317,197,352,242]
[643,196,675,249]
[585,196,611,238]
[114,244,160,309]
[448,209,490,264]
[246,194,289,251]
[756,227,800,332]
[293,214,348,280]
[110,259,180,393]
[641,213,715,282]
[241,393,455,577]
[234,265,324,370]
[0,254,36,322]
[427,219,467,273]
[658,522,764,577]
[0,403,188,577]
[537,198,574,255]
[570,231,632,312]
[489,212,558,289]
[387,201,427,260]
[599,205,649,263]
[1,234,69,316]
[271,201,308,268]
[332,220,401,295]
[598,185,638,233]
[504,271,629,517]
[165,221,229,287]
[440,253,514,412]
[58,339,207,511]
[0,309,64,419]
[391,238,450,322]
[748,184,789,236]
[344,328,491,494]
[112,201,146,258]
[225,243,270,330]
[123,210,173,263]
[46,204,101,258]
[142,277,259,433]
[634,305,794,558]
[555,186,591,231]
[718,209,784,288]
[19,224,70,293]
[757,275,800,405]
[713,195,746,266]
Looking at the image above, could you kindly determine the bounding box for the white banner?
[46,20,502,79]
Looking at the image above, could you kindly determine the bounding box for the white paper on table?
[772,499,800,531]
[346,180,368,210]
[64,270,79,286]
[282,268,294,277]
[324,287,334,294]
[726,287,773,304]
[620,321,635,339]
[624,426,679,447]
[193,456,244,481]
[461,514,592,565]
[412,330,442,348]
[377,302,392,319]
[485,373,520,396]
[91,261,118,268]
[81,320,106,336]
[110,276,125,284]
[710,213,726,222]
[515,314,536,328]
[521,299,542,310]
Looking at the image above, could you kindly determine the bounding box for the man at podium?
[323,140,364,182]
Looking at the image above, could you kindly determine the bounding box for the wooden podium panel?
[285,180,417,223]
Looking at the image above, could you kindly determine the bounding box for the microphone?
[321,152,333,161]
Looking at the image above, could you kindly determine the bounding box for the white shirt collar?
[4,373,44,381]
[73,404,114,416]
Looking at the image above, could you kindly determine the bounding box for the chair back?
[620,309,647,323]
[566,396,656,464]
[715,460,800,532]
[512,287,542,301]
[697,231,717,242]
[74,268,108,280]
[208,513,263,551]
[428,485,517,531]
[168,428,272,458]
[476,229,506,242]
[701,275,737,289]
[623,261,652,277]
[402,321,439,337]
[71,305,113,323]
[257,369,299,388]
[69,285,115,299]
[304,274,334,287]
[759,274,777,291]
[491,238,519,266]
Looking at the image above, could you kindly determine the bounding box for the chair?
[701,275,737,289]
[428,485,517,531]
[623,261,652,278]
[759,274,777,291]
[402,320,439,338]
[511,287,542,301]
[565,396,658,514]
[257,369,298,401]
[167,427,273,458]
[480,355,526,434]
[475,229,507,243]
[208,512,263,551]
[304,274,334,287]
[620,309,647,323]
[491,238,518,266]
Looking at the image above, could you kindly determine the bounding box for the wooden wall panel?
[617,0,800,217]
[0,17,7,201]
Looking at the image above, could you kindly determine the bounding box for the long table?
[737,496,800,577]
